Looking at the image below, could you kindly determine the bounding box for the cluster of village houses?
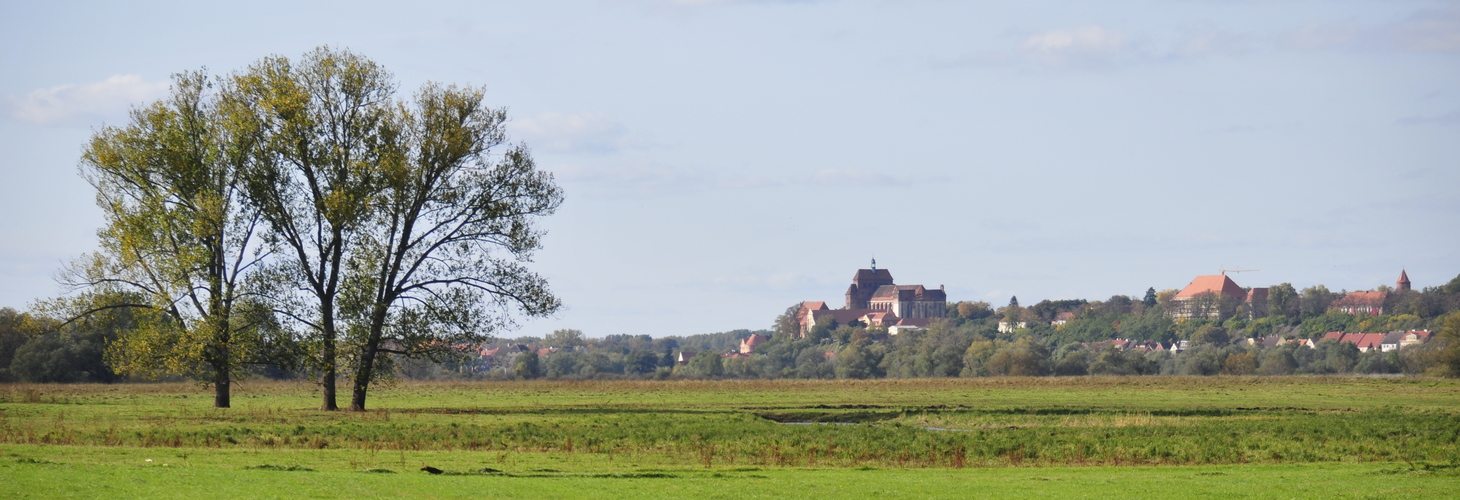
[789,264,1436,356]
[1080,329,1433,355]
[475,265,1435,368]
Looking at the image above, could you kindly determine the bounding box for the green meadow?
[2,377,1458,498]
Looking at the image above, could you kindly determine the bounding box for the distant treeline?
[5,275,1460,383]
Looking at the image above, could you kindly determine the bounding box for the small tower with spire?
[1397,270,1411,292]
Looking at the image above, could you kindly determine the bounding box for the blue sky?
[2,0,1457,337]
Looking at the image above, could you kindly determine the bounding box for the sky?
[1,0,1457,338]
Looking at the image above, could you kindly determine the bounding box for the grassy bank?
[1,377,1457,497]
[2,455,1456,499]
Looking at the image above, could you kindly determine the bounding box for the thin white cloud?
[1171,29,1256,58]
[803,168,948,187]
[712,271,820,291]
[546,159,792,196]
[658,0,816,5]
[1397,110,1460,126]
[1281,10,1460,53]
[5,75,168,127]
[1018,25,1130,66]
[947,10,1459,72]
[805,168,901,186]
[549,162,711,196]
[1379,10,1460,53]
[510,111,632,154]
[1285,23,1361,50]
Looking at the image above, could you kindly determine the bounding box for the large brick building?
[1168,274,1267,320]
[801,261,947,335]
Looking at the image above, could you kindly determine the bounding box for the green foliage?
[773,302,803,338]
[1088,348,1159,375]
[76,70,279,406]
[1299,285,1340,318]
[1191,325,1230,347]
[954,301,993,321]
[1298,311,1358,337]
[1438,313,1460,377]
[513,351,540,380]
[833,341,882,379]
[1267,283,1299,317]
[10,329,117,383]
[683,351,724,377]
[543,329,586,348]
[0,308,28,382]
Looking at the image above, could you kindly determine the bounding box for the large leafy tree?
[232,47,395,410]
[341,82,561,410]
[74,72,276,407]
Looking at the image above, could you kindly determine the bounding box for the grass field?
[2,377,1458,498]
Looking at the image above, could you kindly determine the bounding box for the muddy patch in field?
[752,410,900,424]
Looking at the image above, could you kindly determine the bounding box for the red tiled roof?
[1174,275,1247,300]
[1340,333,1364,344]
[1322,332,1344,342]
[1332,291,1387,308]
[1356,333,1386,350]
[861,311,899,326]
[894,318,932,327]
[739,334,769,354]
[1398,270,1410,285]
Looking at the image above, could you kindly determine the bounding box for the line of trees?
[10,47,562,410]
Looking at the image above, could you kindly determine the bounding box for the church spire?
[870,257,877,271]
[1397,269,1411,292]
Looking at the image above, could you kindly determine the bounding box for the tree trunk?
[320,336,337,411]
[213,365,230,408]
[349,351,373,411]
[349,319,386,411]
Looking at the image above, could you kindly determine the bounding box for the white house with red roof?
[1331,291,1388,316]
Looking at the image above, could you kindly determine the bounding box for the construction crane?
[1219,266,1259,276]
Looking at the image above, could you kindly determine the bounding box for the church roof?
[1174,275,1247,300]
[852,268,894,283]
[1398,270,1411,284]
[869,284,946,302]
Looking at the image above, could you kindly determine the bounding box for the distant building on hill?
[845,264,895,309]
[799,260,947,336]
[739,333,769,354]
[1330,291,1388,316]
[1167,274,1267,320]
